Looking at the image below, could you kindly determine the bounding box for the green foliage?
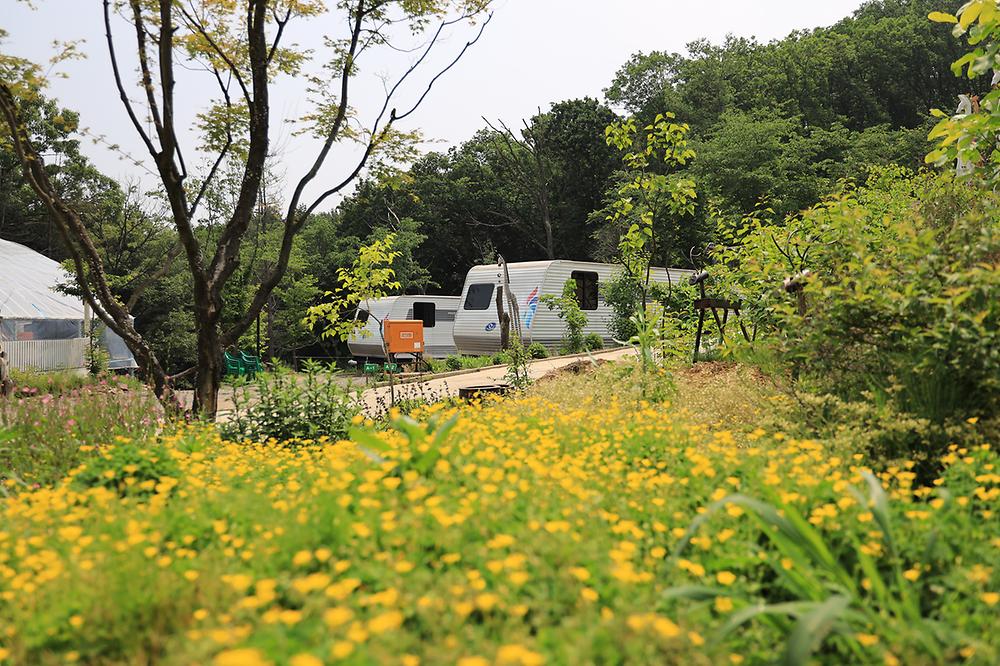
[222,361,361,444]
[303,234,401,343]
[540,279,588,354]
[0,377,160,490]
[85,322,110,376]
[926,0,1000,186]
[503,338,532,390]
[428,355,496,373]
[527,341,549,359]
[71,439,181,499]
[714,167,1000,458]
[603,112,698,280]
[584,333,604,351]
[603,270,696,342]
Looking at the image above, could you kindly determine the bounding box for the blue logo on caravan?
[485,322,497,332]
[524,287,540,328]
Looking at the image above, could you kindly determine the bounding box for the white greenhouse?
[0,238,137,372]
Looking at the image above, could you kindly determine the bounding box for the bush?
[222,360,360,444]
[714,167,1000,458]
[490,351,508,365]
[526,342,548,359]
[602,270,698,342]
[444,355,463,371]
[584,333,604,351]
[71,438,181,498]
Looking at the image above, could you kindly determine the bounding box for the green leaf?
[783,595,851,666]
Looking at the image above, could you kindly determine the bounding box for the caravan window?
[464,283,495,310]
[413,302,436,328]
[571,271,599,310]
[356,309,371,325]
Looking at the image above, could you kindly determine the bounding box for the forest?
[0,0,969,375]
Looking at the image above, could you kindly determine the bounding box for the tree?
[600,113,698,302]
[0,0,491,416]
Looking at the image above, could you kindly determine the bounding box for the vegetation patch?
[1,362,996,664]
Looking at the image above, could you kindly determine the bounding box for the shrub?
[714,168,1000,458]
[490,351,508,365]
[603,270,697,342]
[526,342,548,359]
[222,360,360,444]
[71,438,181,498]
[444,355,463,371]
[584,333,604,351]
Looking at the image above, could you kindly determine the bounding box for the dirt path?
[360,347,636,416]
[176,348,638,421]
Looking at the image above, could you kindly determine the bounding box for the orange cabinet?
[383,320,424,354]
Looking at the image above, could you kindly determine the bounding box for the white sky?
[3,0,867,210]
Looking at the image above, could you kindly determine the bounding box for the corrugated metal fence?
[5,339,87,371]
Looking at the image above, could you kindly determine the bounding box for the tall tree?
[0,0,491,416]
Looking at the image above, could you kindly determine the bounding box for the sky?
[3,0,868,210]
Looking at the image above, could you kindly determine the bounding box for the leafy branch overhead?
[303,233,401,342]
[603,112,698,281]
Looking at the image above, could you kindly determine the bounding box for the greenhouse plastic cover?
[0,237,85,321]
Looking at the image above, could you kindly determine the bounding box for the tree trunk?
[193,320,222,417]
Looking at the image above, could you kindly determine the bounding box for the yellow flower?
[716,571,737,586]
[714,596,734,612]
[323,607,354,628]
[902,568,921,582]
[856,633,879,647]
[475,593,500,611]
[568,567,590,582]
[980,592,1000,606]
[653,617,681,638]
[291,550,312,567]
[495,644,545,665]
[213,648,272,666]
[289,655,323,666]
[580,587,598,602]
[967,416,979,424]
[69,615,84,629]
[329,641,354,660]
[368,610,404,634]
[456,658,490,666]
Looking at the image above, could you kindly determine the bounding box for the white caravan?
[453,260,695,355]
[347,295,461,359]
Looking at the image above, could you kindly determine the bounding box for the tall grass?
[0,378,161,490]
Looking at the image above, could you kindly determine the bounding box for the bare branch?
[102,0,158,159]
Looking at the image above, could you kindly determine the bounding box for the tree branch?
[102,0,158,159]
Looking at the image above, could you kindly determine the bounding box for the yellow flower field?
[1,366,997,664]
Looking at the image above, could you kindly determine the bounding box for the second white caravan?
[452,260,695,356]
[347,295,461,359]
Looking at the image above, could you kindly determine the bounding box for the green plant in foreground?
[222,360,360,444]
[667,470,990,664]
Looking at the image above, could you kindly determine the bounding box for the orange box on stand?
[383,320,424,354]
